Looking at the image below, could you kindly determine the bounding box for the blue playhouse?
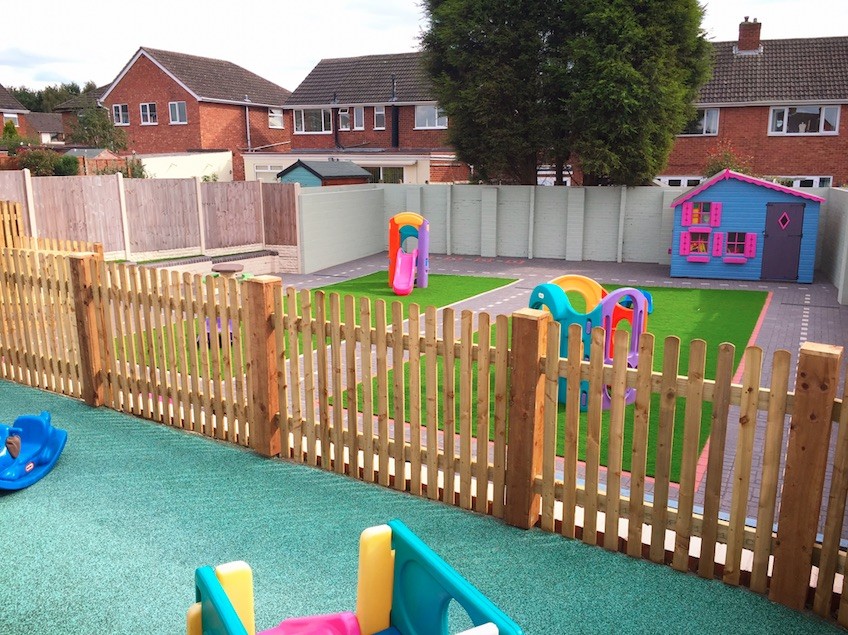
[670,169,824,283]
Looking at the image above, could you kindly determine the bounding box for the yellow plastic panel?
[391,212,425,228]
[356,524,395,635]
[186,602,202,635]
[216,561,256,635]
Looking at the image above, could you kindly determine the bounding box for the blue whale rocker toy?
[0,411,67,490]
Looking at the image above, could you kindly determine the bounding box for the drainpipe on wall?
[244,95,252,151]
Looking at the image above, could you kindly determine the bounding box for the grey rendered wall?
[582,188,621,261]
[818,188,848,303]
[532,186,569,259]
[299,185,386,273]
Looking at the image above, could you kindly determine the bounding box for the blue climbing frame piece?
[0,411,67,490]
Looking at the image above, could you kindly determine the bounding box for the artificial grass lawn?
[312,271,517,324]
[351,285,768,483]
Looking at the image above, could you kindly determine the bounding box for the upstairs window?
[140,102,157,125]
[374,105,386,130]
[169,101,187,124]
[680,108,719,135]
[294,109,332,133]
[353,106,364,130]
[415,105,448,129]
[338,108,351,131]
[268,108,284,129]
[2,113,19,127]
[112,104,129,125]
[769,105,839,135]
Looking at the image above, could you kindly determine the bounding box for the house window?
[681,201,722,227]
[770,175,833,188]
[112,104,129,126]
[353,106,364,130]
[268,108,284,129]
[374,106,385,130]
[769,106,839,135]
[726,232,746,255]
[140,103,157,125]
[294,109,332,133]
[338,108,350,131]
[689,231,710,254]
[415,105,448,129]
[169,101,187,124]
[2,113,19,127]
[680,108,719,135]
[655,176,703,187]
[365,166,404,183]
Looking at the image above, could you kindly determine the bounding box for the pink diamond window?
[778,212,791,230]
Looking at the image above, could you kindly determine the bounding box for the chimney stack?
[736,16,762,54]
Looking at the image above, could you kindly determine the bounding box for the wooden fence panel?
[1,201,24,247]
[202,181,262,250]
[0,174,28,233]
[262,182,298,246]
[32,176,123,252]
[125,179,200,254]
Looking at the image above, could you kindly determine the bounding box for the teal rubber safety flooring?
[0,379,839,634]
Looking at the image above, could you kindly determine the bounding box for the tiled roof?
[277,160,371,179]
[699,37,848,103]
[141,47,291,107]
[285,52,431,106]
[0,84,27,112]
[23,112,63,133]
[53,86,109,112]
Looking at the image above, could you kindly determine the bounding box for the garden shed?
[276,160,371,187]
[670,169,824,283]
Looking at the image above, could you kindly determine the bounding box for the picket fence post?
[770,342,843,609]
[504,308,551,529]
[69,253,105,406]
[243,275,282,457]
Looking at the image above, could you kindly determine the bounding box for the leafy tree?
[67,106,128,152]
[703,140,753,177]
[9,81,95,112]
[421,0,712,185]
[0,120,38,153]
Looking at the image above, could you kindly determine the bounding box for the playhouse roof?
[670,169,826,207]
[276,159,371,180]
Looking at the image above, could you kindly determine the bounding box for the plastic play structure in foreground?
[529,274,652,411]
[0,411,67,490]
[187,519,523,635]
[388,212,430,296]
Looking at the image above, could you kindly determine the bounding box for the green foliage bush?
[17,149,80,176]
[54,155,80,176]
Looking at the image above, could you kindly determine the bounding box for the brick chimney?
[736,17,763,55]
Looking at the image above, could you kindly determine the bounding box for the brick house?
[0,84,28,135]
[100,47,291,180]
[661,18,848,188]
[19,112,65,145]
[273,52,470,184]
[53,86,108,138]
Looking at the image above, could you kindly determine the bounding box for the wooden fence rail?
[3,247,848,626]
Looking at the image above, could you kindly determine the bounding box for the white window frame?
[112,104,129,126]
[338,107,351,131]
[294,109,332,134]
[374,105,386,130]
[768,105,839,135]
[679,108,719,136]
[139,102,157,125]
[268,108,284,129]
[2,113,19,127]
[415,105,448,129]
[353,106,364,130]
[169,101,188,125]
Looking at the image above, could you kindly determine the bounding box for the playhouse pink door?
[761,203,805,281]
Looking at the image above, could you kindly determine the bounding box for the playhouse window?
[689,231,710,254]
[681,201,722,227]
[713,231,757,263]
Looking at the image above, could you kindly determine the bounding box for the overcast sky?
[1,0,843,93]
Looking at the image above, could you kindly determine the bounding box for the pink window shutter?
[712,232,724,256]
[681,202,693,226]
[744,233,757,257]
[710,202,722,227]
[679,232,691,255]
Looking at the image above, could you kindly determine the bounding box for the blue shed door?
[762,203,805,281]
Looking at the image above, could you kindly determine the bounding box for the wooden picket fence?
[3,249,848,626]
[1,200,24,247]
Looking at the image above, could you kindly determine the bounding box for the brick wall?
[664,105,848,185]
